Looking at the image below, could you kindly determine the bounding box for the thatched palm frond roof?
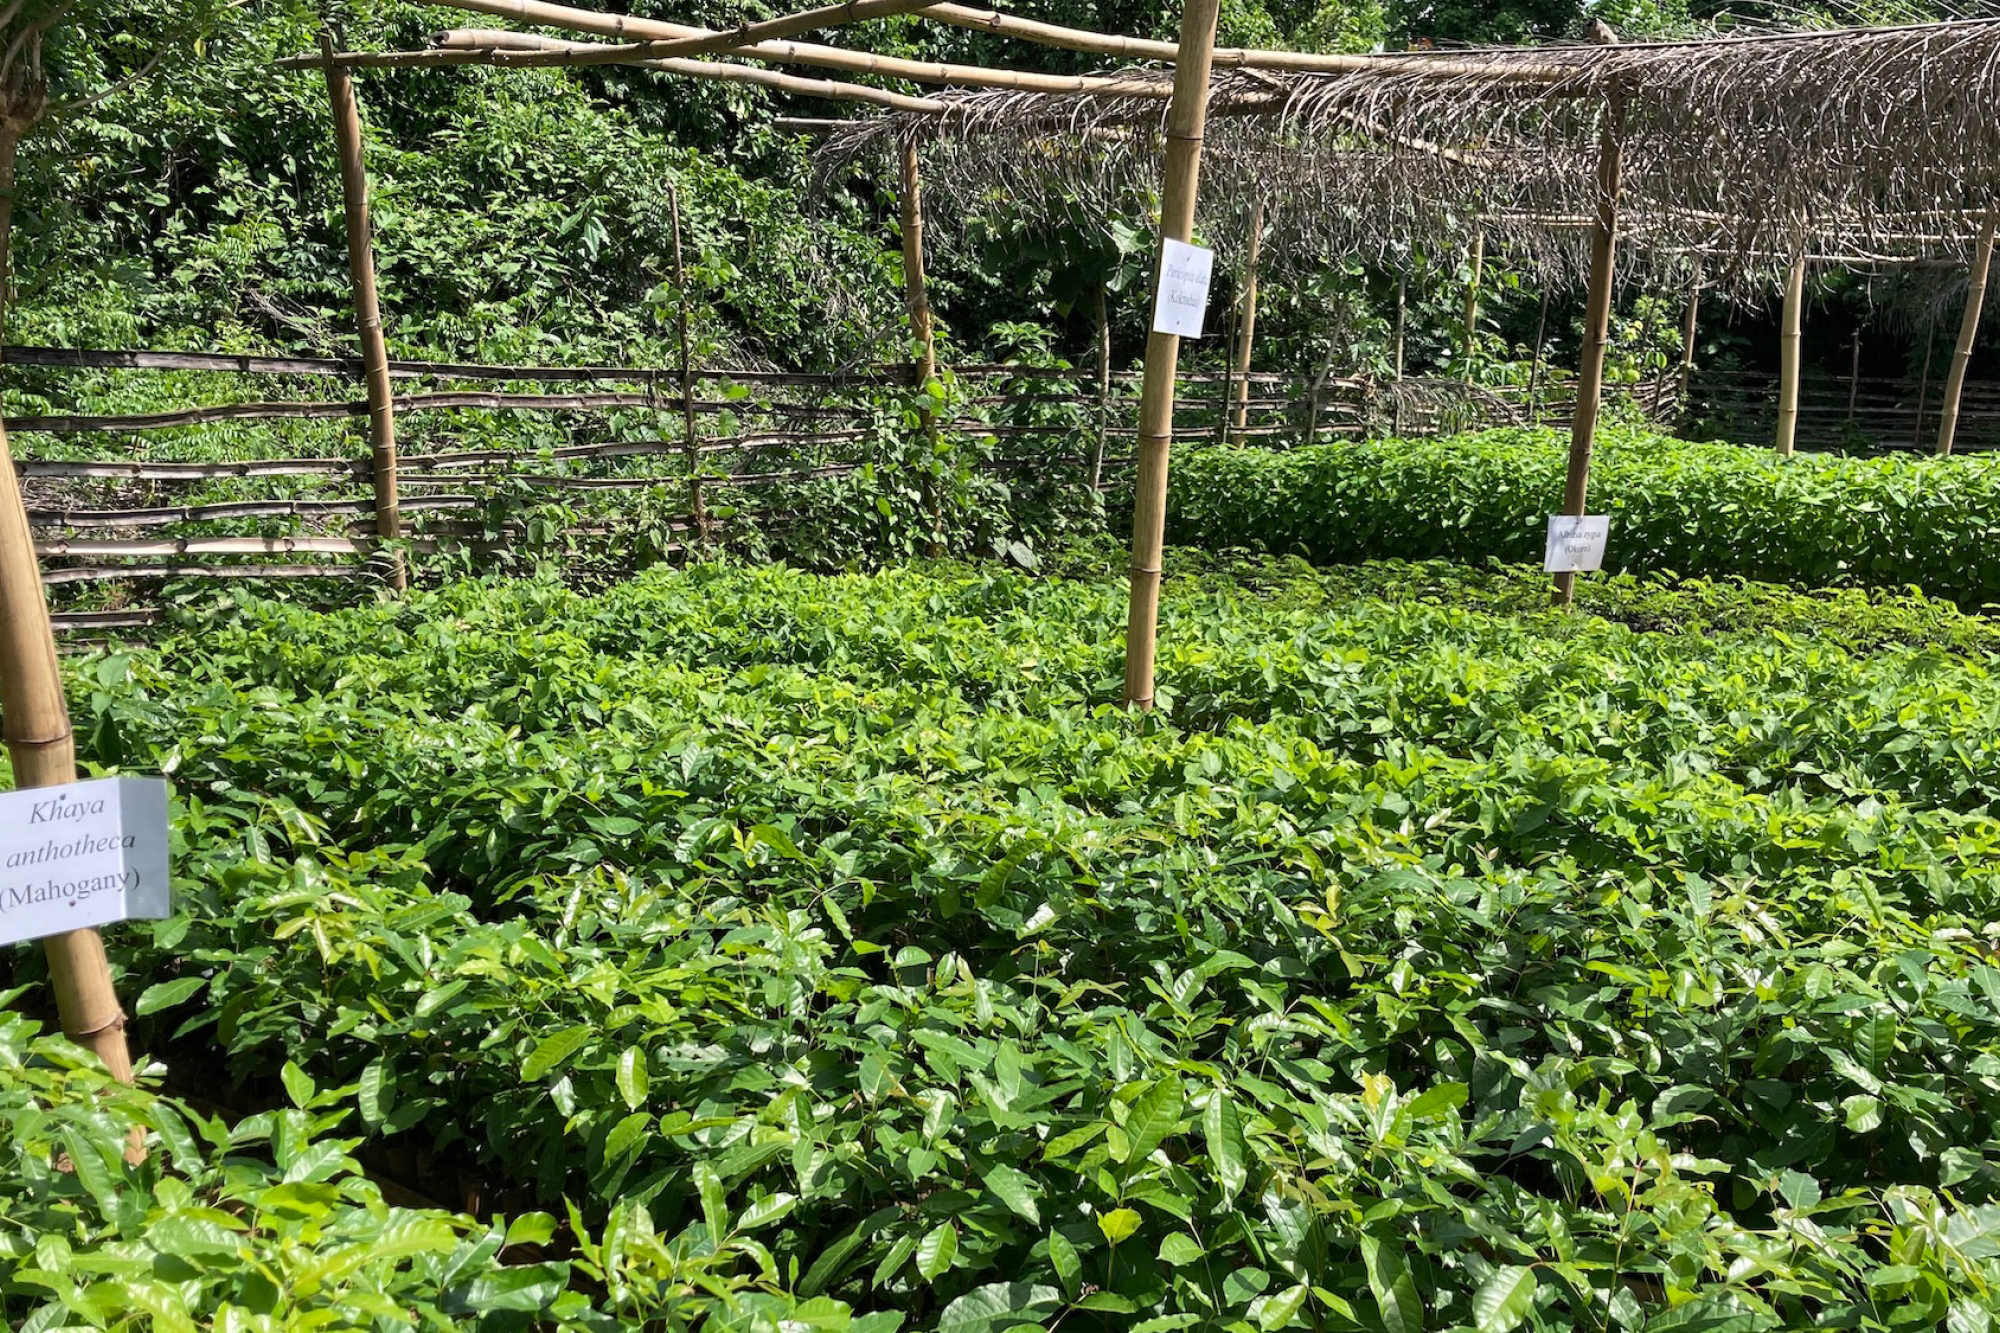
[815,18,2000,286]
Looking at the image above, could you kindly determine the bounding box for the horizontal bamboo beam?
[0,344,927,386]
[50,609,160,630]
[918,2,1565,79]
[391,9,1175,95]
[29,497,484,529]
[41,562,378,586]
[18,457,363,480]
[35,536,380,559]
[514,0,945,63]
[287,39,952,113]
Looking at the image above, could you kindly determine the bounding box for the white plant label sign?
[0,777,170,947]
[1152,239,1214,337]
[1544,515,1610,573]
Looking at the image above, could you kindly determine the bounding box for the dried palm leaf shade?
[814,18,2000,285]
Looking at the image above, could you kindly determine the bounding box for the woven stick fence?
[6,346,1299,628]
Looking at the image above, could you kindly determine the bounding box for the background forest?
[20,0,1975,395]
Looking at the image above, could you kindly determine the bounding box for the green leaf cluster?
[18,552,2000,1327]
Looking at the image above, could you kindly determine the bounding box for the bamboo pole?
[1526,287,1549,421]
[1774,255,1805,457]
[343,37,951,111]
[1230,196,1264,440]
[1552,95,1626,607]
[322,34,406,592]
[1674,273,1700,413]
[1120,0,1223,710]
[899,142,942,558]
[1391,274,1406,435]
[1936,211,1997,457]
[1215,292,1238,446]
[1091,282,1111,490]
[0,119,135,1090]
[417,0,1564,81]
[394,8,1179,96]
[1462,229,1484,383]
[1913,332,1935,448]
[460,0,946,64]
[667,184,707,544]
[1847,332,1861,421]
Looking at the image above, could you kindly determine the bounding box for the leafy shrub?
[17,555,2000,1329]
[1162,428,2000,606]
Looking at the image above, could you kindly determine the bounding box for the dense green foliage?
[0,1004,894,1330]
[7,552,2000,1328]
[1164,428,2000,607]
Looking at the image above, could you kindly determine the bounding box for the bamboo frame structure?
[1775,256,1806,456]
[322,34,406,592]
[369,5,1177,97]
[1937,212,1998,457]
[1230,196,1264,440]
[1552,93,1625,608]
[1121,0,1223,710]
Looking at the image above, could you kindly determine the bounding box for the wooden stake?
[322,34,405,592]
[1462,229,1484,383]
[1215,292,1237,446]
[1391,274,1407,435]
[668,184,707,543]
[0,121,134,1089]
[1120,0,1223,710]
[898,141,942,558]
[1937,211,1997,457]
[1774,255,1805,457]
[1091,282,1111,490]
[1675,273,1700,414]
[1230,195,1264,440]
[1552,95,1625,607]
[1847,331,1861,421]
[1913,332,1935,449]
[1526,287,1549,422]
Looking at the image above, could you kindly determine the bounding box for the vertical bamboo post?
[1230,195,1264,439]
[1391,274,1407,435]
[1215,291,1238,446]
[321,34,405,592]
[1847,332,1861,422]
[1675,274,1700,414]
[1552,94,1626,608]
[898,141,942,557]
[1091,281,1111,491]
[1119,0,1223,710]
[1774,256,1805,457]
[667,183,707,544]
[0,122,135,1092]
[1526,288,1549,422]
[1462,229,1485,383]
[1914,332,1935,449]
[1936,211,1997,458]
